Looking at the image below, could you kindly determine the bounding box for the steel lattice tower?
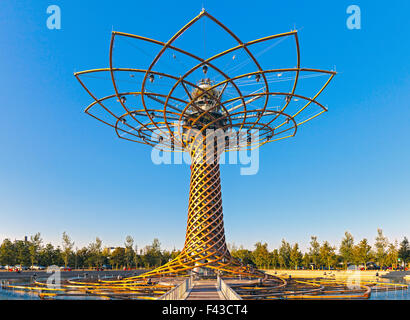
[75,9,336,278]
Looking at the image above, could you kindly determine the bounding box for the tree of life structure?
[75,9,336,278]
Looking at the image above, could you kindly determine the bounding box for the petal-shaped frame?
[76,9,335,153]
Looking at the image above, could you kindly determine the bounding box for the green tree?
[374,229,388,268]
[0,239,16,266]
[39,243,59,266]
[320,241,337,270]
[62,232,74,268]
[309,236,320,269]
[170,249,180,261]
[290,243,303,270]
[54,246,64,266]
[14,240,30,266]
[143,239,162,268]
[231,246,253,266]
[398,237,410,267]
[339,231,354,269]
[252,242,270,269]
[76,247,90,269]
[124,235,136,269]
[28,233,42,267]
[270,249,279,269]
[111,247,126,269]
[88,237,103,268]
[353,239,372,270]
[162,250,172,264]
[278,240,291,269]
[386,241,399,269]
[302,253,311,269]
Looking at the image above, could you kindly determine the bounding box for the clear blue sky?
[0,0,409,252]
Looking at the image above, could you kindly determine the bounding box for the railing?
[217,276,242,300]
[158,276,193,300]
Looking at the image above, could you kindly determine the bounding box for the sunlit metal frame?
[74,9,336,279]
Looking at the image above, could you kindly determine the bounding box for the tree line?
[0,233,180,270]
[0,229,409,270]
[231,229,409,270]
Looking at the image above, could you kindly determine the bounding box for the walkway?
[186,280,223,300]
